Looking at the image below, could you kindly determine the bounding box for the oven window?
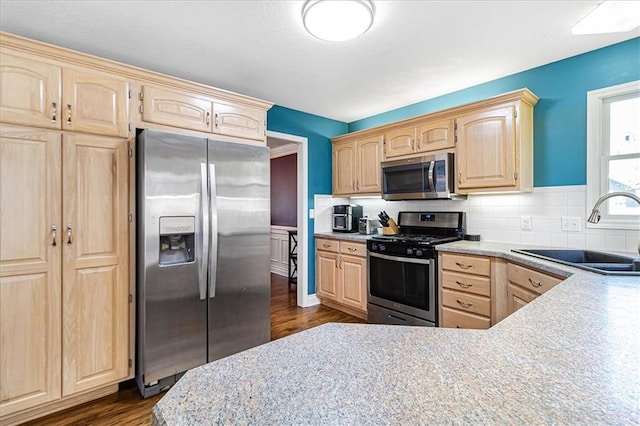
[334,215,347,228]
[369,255,431,311]
[382,164,427,194]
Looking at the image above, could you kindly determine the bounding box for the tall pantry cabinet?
[0,39,131,423]
[0,30,273,424]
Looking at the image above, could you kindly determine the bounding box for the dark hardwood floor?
[24,274,364,425]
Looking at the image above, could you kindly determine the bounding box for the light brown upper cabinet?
[0,50,61,129]
[455,90,538,193]
[140,85,212,133]
[140,85,266,142]
[0,50,130,138]
[332,134,382,196]
[212,102,265,141]
[333,140,356,195]
[384,125,416,158]
[384,118,454,159]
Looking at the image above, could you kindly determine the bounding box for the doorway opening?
[267,130,316,307]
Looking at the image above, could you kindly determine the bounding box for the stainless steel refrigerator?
[135,129,270,398]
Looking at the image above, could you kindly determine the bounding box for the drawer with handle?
[316,238,339,253]
[442,253,491,277]
[441,307,491,329]
[442,289,490,317]
[340,241,366,257]
[441,271,490,297]
[508,262,562,295]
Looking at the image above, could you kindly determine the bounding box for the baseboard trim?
[1,384,118,426]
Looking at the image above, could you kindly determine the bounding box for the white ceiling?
[1,1,638,123]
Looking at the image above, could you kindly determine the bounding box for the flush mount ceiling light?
[572,0,640,35]
[302,0,375,42]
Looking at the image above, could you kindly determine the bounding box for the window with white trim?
[586,81,640,230]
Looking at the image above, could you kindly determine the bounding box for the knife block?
[382,218,400,235]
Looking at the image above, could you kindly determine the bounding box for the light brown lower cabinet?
[441,307,491,329]
[439,253,494,329]
[505,262,563,316]
[0,126,130,424]
[315,238,367,319]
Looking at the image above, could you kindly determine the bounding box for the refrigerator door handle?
[199,163,209,300]
[209,163,218,298]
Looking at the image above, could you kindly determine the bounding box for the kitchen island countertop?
[153,241,640,425]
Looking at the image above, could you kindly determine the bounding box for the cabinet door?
[62,67,130,138]
[333,141,356,195]
[213,102,264,142]
[141,85,212,133]
[356,135,382,193]
[316,251,339,301]
[456,106,516,190]
[416,118,454,153]
[339,255,366,311]
[0,50,62,130]
[0,127,62,415]
[61,134,129,396]
[384,126,415,159]
[506,283,538,316]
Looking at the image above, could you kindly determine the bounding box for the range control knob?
[416,249,423,257]
[379,244,386,252]
[406,248,414,255]
[371,243,378,251]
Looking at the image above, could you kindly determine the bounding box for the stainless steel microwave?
[381,152,465,200]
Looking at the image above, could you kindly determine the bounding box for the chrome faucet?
[587,191,640,255]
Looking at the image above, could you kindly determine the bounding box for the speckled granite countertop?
[314,231,373,242]
[153,241,640,425]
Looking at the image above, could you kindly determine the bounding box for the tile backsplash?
[314,186,640,254]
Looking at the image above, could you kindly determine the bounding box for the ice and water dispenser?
[158,216,195,265]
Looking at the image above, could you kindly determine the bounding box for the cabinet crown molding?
[0,31,273,111]
[332,88,538,143]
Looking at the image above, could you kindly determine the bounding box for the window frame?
[586,80,640,230]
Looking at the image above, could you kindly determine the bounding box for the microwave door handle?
[427,161,435,192]
[199,163,209,300]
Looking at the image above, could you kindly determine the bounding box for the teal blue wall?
[350,37,640,187]
[268,37,639,296]
[267,106,348,295]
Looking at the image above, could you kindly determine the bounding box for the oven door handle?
[368,251,434,265]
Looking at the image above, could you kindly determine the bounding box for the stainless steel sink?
[512,249,640,276]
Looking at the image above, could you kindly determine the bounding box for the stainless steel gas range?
[367,211,465,327]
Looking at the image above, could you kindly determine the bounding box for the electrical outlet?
[309,209,315,219]
[520,215,532,230]
[561,216,581,232]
